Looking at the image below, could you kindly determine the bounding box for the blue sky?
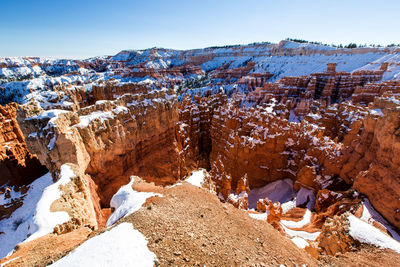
[1,0,399,58]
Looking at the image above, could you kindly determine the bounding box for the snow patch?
[360,199,400,242]
[51,223,156,267]
[75,110,114,128]
[185,169,205,188]
[291,237,309,249]
[348,214,400,253]
[106,177,161,226]
[248,212,268,221]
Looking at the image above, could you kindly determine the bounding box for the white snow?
[185,169,205,188]
[307,113,322,120]
[0,187,22,207]
[348,214,400,253]
[0,165,74,259]
[167,182,183,188]
[248,212,268,221]
[47,135,56,150]
[51,222,156,267]
[355,52,400,81]
[248,179,294,209]
[24,164,74,242]
[28,132,37,138]
[281,199,297,214]
[106,177,161,226]
[290,237,309,249]
[281,225,320,241]
[75,110,114,128]
[360,199,400,242]
[26,109,69,121]
[369,109,384,117]
[113,106,128,114]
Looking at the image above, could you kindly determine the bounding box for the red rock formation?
[351,80,400,104]
[245,63,387,117]
[177,93,227,173]
[178,81,400,236]
[18,83,181,209]
[118,63,204,80]
[237,72,273,90]
[226,174,251,209]
[327,63,337,73]
[340,97,400,229]
[209,156,232,200]
[206,95,349,192]
[0,103,47,187]
[316,213,357,256]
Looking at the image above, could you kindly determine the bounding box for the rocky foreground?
[1,40,400,266]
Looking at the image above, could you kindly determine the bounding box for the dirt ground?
[125,182,317,266]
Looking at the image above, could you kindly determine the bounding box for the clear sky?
[1,0,399,58]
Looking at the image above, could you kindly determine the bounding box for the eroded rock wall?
[341,97,400,228]
[0,103,47,187]
[178,89,400,230]
[18,83,181,208]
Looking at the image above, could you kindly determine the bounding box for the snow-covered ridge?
[111,40,399,71]
[2,39,400,106]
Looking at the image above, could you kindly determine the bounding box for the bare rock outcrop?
[316,213,357,256]
[51,163,99,232]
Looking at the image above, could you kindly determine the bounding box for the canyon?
[1,40,400,266]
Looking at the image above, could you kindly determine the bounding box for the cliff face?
[17,82,180,212]
[342,97,400,228]
[0,103,47,187]
[177,94,227,173]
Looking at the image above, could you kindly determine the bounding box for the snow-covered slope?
[0,57,83,79]
[1,40,400,106]
[0,165,75,259]
[253,52,387,81]
[355,53,400,80]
